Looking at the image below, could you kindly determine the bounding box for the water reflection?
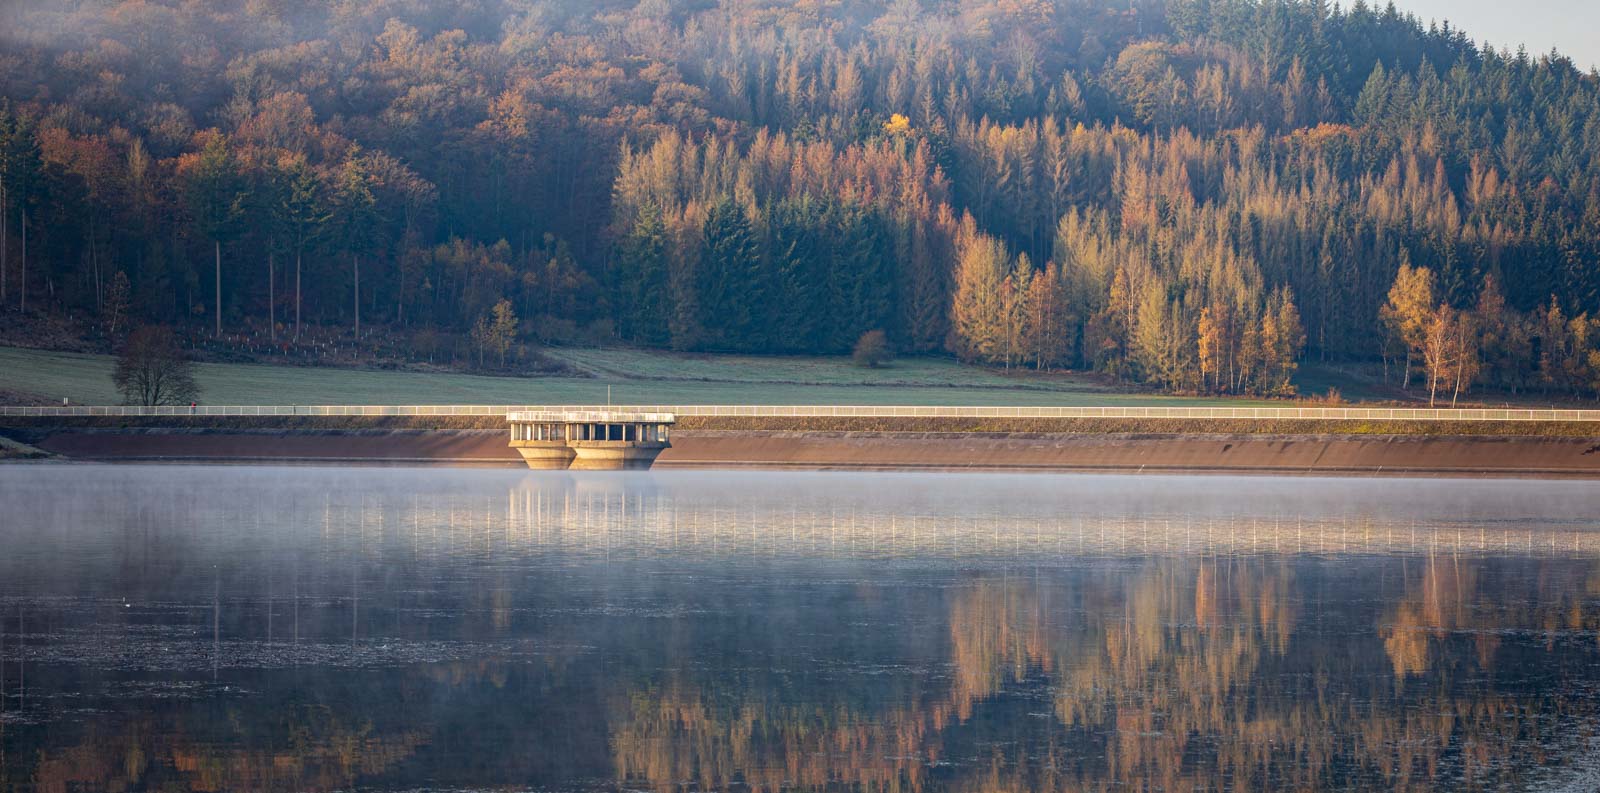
[0,468,1597,792]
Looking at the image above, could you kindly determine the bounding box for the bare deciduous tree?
[113,326,200,406]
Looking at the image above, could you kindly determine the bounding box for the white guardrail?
[1,404,1599,422]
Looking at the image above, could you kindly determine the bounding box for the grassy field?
[0,345,1274,407]
[553,348,1119,389]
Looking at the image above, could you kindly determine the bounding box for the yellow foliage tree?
[1379,260,1436,389]
[1196,306,1224,393]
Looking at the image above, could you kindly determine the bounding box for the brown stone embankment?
[12,427,1600,477]
[29,429,524,466]
[662,431,1600,477]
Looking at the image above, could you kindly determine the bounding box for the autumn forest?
[2,0,1599,398]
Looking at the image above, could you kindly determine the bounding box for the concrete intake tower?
[508,411,674,470]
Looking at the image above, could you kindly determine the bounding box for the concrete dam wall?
[19,428,1600,477]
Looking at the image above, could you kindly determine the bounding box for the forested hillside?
[1,0,1598,399]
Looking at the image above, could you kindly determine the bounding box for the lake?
[1,466,1598,791]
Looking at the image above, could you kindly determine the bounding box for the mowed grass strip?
[0,345,1270,407]
[551,347,1120,390]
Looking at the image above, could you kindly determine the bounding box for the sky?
[1397,0,1600,71]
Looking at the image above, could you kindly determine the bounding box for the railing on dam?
[2,404,1599,422]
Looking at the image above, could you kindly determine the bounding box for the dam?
[508,410,674,470]
[5,404,1600,477]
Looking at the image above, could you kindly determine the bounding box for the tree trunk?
[295,247,302,341]
[91,230,101,310]
[1,179,7,303]
[19,208,26,312]
[1,182,7,305]
[353,254,360,337]
[214,239,222,338]
[268,252,276,342]
[1451,335,1467,407]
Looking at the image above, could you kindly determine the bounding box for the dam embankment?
[11,426,1600,478]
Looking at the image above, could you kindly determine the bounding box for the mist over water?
[1,466,1599,791]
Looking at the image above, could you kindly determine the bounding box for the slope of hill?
[1,0,1598,401]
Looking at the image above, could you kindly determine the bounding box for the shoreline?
[7,427,1600,479]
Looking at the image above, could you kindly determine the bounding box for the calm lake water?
[1,466,1599,792]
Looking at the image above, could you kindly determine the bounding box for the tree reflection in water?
[0,468,1596,792]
